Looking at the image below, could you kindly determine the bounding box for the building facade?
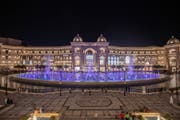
[0,34,180,72]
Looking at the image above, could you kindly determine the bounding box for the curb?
[0,104,15,115]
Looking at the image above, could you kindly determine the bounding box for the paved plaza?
[0,90,180,120]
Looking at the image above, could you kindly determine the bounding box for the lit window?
[100,56,105,65]
[125,56,130,64]
[30,60,33,65]
[75,56,80,66]
[75,67,80,71]
[23,59,26,65]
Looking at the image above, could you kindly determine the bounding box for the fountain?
[9,56,170,88]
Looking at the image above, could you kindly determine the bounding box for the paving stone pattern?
[0,91,180,120]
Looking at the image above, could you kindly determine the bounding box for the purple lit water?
[18,56,161,82]
[18,71,160,82]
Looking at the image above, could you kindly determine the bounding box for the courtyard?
[0,89,180,120]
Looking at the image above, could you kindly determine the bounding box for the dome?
[73,34,83,42]
[167,36,180,45]
[97,34,107,42]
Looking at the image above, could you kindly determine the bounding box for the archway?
[84,48,97,71]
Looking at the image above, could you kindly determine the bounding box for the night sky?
[0,0,179,46]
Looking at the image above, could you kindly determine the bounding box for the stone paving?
[0,91,180,120]
[65,94,122,110]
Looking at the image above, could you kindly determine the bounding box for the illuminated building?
[0,34,179,72]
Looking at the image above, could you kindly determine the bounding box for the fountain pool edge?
[9,74,171,88]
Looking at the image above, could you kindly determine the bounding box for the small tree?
[138,115,144,120]
[49,116,56,120]
[164,113,172,120]
[21,114,28,120]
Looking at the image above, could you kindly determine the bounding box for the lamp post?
[59,81,62,96]
[5,76,8,96]
[175,62,179,104]
[123,66,126,96]
[4,68,9,96]
[59,66,62,96]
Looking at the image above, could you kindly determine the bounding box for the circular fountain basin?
[9,71,170,88]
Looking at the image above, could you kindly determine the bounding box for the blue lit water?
[18,71,160,82]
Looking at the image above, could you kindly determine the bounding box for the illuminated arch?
[74,47,80,53]
[99,47,105,53]
[84,48,97,54]
[169,49,176,54]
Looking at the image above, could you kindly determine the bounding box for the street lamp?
[175,62,179,104]
[5,77,8,96]
[59,79,62,96]
[123,66,127,96]
[4,68,9,96]
[4,49,10,96]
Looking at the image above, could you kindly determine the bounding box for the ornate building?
[0,34,179,72]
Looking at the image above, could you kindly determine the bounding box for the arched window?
[108,57,111,65]
[86,50,93,55]
[116,57,118,64]
[169,57,176,66]
[125,56,130,64]
[100,56,105,65]
[86,50,94,66]
[113,56,117,65]
[75,56,80,66]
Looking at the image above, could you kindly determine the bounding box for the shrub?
[138,115,144,120]
[164,113,172,120]
[50,116,56,120]
[21,114,28,120]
